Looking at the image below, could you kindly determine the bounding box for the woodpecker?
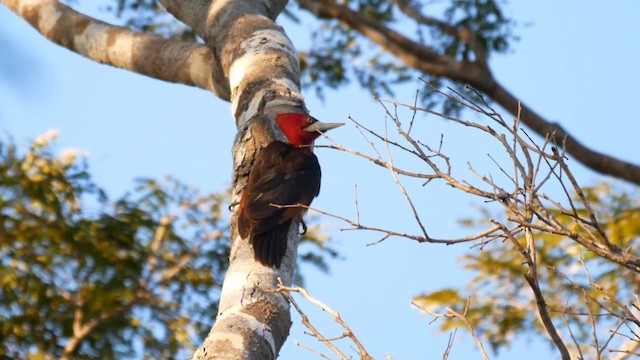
[237,113,343,268]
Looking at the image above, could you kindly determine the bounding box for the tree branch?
[445,305,490,360]
[417,299,490,360]
[189,1,309,359]
[491,85,640,185]
[391,0,487,64]
[499,224,571,360]
[274,281,374,360]
[297,0,640,185]
[1,0,220,97]
[298,0,452,73]
[372,94,640,274]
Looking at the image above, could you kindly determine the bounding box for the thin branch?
[381,113,430,239]
[552,147,613,249]
[578,255,640,331]
[354,184,361,224]
[445,303,490,360]
[584,287,601,359]
[600,318,629,358]
[442,329,457,360]
[274,281,374,360]
[559,302,584,360]
[294,340,334,360]
[550,266,634,324]
[496,222,571,360]
[271,202,501,245]
[609,338,640,360]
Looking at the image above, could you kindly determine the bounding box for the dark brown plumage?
[237,113,343,267]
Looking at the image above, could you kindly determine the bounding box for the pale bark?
[2,0,307,358]
[159,0,305,358]
[6,0,637,184]
[1,0,219,96]
[7,0,635,357]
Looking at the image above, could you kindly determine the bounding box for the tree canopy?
[102,0,640,185]
[0,132,230,358]
[1,0,639,359]
[0,133,334,358]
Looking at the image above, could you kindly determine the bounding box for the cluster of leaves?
[0,133,337,359]
[414,183,640,354]
[296,0,518,113]
[94,0,517,114]
[0,131,231,358]
[299,20,414,101]
[438,0,516,60]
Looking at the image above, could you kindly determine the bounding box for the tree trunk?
[2,0,307,358]
[158,0,305,358]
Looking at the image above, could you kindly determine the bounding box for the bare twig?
[271,202,501,245]
[552,147,613,250]
[445,304,490,360]
[609,338,640,360]
[559,302,584,360]
[380,110,430,239]
[313,90,639,359]
[273,280,374,360]
[442,329,457,360]
[294,340,334,360]
[495,222,571,360]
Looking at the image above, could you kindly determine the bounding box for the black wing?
[240,141,321,236]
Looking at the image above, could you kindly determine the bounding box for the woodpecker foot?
[228,201,239,211]
[299,220,308,235]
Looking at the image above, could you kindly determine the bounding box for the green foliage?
[298,0,517,112]
[440,0,515,59]
[0,133,337,358]
[413,183,640,353]
[299,20,414,101]
[0,131,230,358]
[95,0,517,114]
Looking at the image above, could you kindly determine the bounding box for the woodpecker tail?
[250,220,292,268]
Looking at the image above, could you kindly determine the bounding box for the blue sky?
[1,1,639,359]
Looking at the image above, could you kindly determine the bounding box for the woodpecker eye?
[306,117,314,124]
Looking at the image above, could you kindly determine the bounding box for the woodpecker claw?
[228,201,239,211]
[299,220,308,235]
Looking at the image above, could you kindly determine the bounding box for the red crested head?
[275,113,344,148]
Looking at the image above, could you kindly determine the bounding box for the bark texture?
[157,0,305,358]
[6,0,638,184]
[3,0,307,358]
[4,0,639,358]
[2,0,219,96]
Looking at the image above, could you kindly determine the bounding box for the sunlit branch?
[414,299,490,360]
[273,280,374,360]
[271,203,502,245]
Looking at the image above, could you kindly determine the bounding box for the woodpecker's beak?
[303,120,345,133]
